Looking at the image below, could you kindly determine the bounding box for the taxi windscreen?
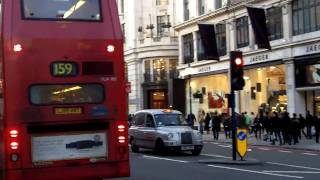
[154,114,188,127]
[29,84,104,105]
[22,0,102,21]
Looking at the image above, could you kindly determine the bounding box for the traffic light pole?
[230,91,237,161]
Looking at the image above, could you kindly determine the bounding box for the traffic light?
[230,51,245,91]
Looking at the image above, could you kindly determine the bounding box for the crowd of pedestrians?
[186,109,320,144]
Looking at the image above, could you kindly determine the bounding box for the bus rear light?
[11,153,19,162]
[10,142,19,150]
[107,45,115,53]
[118,136,126,143]
[13,44,22,52]
[118,125,125,132]
[9,130,19,138]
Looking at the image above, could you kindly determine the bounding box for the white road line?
[217,144,232,148]
[201,153,231,159]
[207,165,303,179]
[267,162,320,171]
[142,155,189,163]
[248,148,252,152]
[212,142,220,145]
[263,171,320,174]
[279,150,293,153]
[302,153,318,156]
[258,147,270,151]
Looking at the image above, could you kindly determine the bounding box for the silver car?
[129,109,203,155]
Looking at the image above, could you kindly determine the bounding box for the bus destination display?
[52,62,78,77]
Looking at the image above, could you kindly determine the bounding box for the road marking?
[263,171,320,174]
[217,144,232,148]
[142,155,189,163]
[257,147,270,151]
[248,148,252,152]
[207,165,303,179]
[267,162,320,171]
[212,142,220,145]
[279,150,292,153]
[201,154,231,159]
[302,153,317,156]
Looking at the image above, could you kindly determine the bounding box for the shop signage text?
[249,54,269,63]
[198,66,213,73]
[306,43,320,53]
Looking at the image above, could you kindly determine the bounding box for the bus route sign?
[51,62,78,77]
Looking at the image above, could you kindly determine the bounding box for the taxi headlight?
[168,133,174,139]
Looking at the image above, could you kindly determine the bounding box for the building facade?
[175,0,320,117]
[118,0,179,114]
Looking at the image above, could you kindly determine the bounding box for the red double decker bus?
[0,0,130,179]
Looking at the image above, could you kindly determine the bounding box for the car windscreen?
[30,84,104,105]
[154,114,188,127]
[22,0,102,21]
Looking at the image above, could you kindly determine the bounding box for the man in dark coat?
[306,111,314,139]
[187,113,196,128]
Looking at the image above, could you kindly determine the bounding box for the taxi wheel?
[155,139,165,154]
[191,149,202,156]
[130,138,139,152]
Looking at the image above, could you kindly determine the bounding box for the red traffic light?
[235,58,243,66]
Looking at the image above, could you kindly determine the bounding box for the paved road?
[111,141,320,180]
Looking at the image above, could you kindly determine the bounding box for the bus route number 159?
[52,62,78,77]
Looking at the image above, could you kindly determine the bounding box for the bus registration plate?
[54,107,83,115]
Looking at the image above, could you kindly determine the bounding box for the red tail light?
[13,44,22,52]
[118,125,125,132]
[10,142,19,150]
[107,45,115,53]
[10,130,19,138]
[118,136,126,143]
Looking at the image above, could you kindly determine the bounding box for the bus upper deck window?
[22,0,102,21]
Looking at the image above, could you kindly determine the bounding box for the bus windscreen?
[30,84,105,105]
[22,0,102,21]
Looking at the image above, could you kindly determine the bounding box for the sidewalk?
[202,132,320,152]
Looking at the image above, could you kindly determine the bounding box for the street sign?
[236,128,248,159]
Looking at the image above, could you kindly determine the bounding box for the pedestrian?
[197,109,205,134]
[204,113,211,134]
[186,112,196,128]
[270,112,282,145]
[282,112,292,145]
[306,111,314,139]
[314,115,320,143]
[223,114,231,139]
[254,114,262,139]
[298,114,306,139]
[291,113,300,144]
[212,112,221,140]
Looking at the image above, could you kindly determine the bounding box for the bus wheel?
[130,138,139,153]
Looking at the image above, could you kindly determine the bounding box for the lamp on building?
[185,65,196,115]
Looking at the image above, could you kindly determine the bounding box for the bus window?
[29,84,105,105]
[22,0,102,21]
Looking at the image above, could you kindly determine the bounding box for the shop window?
[266,7,283,41]
[293,0,320,35]
[198,0,205,15]
[196,32,206,61]
[156,0,169,6]
[216,24,227,56]
[241,65,287,114]
[184,0,190,21]
[236,16,249,48]
[183,33,194,64]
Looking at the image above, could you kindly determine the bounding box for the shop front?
[295,54,320,116]
[240,63,287,115]
[188,73,229,116]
